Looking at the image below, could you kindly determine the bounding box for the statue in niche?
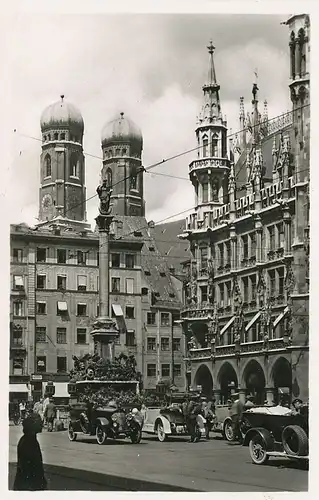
[130,173,137,190]
[96,179,113,215]
[212,182,219,201]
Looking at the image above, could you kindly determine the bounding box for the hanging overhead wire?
[13,104,309,222]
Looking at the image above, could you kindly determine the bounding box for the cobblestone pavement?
[8,426,308,491]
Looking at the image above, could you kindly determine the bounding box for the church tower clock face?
[42,194,53,211]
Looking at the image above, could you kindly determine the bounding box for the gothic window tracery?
[202,135,208,157]
[211,133,218,157]
[290,31,296,79]
[44,154,51,177]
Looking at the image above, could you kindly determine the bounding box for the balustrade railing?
[267,111,292,135]
[187,337,287,360]
[189,157,229,173]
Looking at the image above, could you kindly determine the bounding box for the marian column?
[91,180,119,359]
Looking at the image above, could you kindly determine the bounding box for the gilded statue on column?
[96,179,113,215]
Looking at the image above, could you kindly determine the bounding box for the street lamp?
[91,180,119,359]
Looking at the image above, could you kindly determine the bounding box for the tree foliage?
[69,353,163,408]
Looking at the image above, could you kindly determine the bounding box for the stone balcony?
[181,302,215,320]
[189,157,229,174]
[186,338,288,361]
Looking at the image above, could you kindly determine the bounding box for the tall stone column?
[91,180,119,360]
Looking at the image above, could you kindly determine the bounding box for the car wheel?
[157,422,167,442]
[223,420,234,441]
[282,425,308,456]
[96,424,107,445]
[130,427,142,444]
[68,423,77,442]
[249,434,269,465]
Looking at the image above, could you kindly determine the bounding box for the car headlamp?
[111,414,118,422]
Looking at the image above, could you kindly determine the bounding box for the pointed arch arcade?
[217,361,239,404]
[193,364,213,397]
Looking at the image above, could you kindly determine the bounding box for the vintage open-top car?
[67,380,143,445]
[242,404,309,465]
[142,392,206,442]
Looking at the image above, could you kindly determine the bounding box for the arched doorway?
[272,357,292,405]
[194,364,213,397]
[217,362,238,404]
[243,359,266,405]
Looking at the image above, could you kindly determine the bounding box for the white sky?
[7,13,291,228]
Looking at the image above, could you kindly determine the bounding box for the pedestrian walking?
[19,401,26,421]
[186,396,201,443]
[230,393,244,440]
[43,398,56,432]
[13,413,47,491]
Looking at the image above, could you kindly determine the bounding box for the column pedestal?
[238,389,246,404]
[213,389,221,405]
[91,316,118,361]
[265,387,275,405]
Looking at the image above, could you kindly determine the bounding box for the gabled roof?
[151,219,191,276]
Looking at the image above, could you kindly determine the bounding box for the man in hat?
[43,398,56,432]
[291,398,304,415]
[186,394,201,443]
[244,395,255,409]
[230,393,244,440]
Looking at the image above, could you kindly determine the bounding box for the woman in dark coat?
[13,413,47,491]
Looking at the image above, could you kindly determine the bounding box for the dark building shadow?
[8,462,196,491]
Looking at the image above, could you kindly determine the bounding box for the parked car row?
[65,382,309,468]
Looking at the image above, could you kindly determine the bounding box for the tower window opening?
[116,148,120,156]
[203,136,208,157]
[44,154,51,177]
[71,153,80,178]
[60,132,65,140]
[47,134,51,141]
[107,168,112,187]
[54,133,58,140]
[298,29,306,77]
[122,148,127,155]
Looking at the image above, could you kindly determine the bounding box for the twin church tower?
[38,97,144,224]
[38,42,229,225]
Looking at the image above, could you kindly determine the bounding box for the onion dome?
[101,112,143,149]
[40,95,84,132]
